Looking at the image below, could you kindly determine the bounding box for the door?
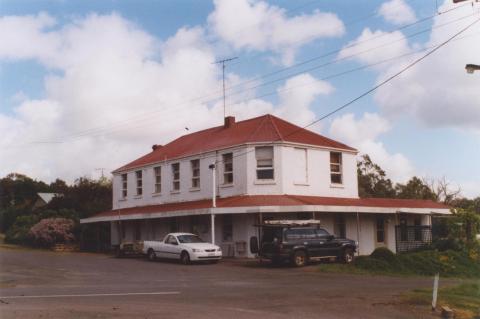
[316,228,340,256]
[162,235,182,259]
[375,216,387,248]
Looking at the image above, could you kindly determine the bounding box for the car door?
[163,235,182,259]
[315,228,338,256]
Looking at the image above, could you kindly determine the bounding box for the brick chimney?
[152,144,162,151]
[224,116,235,128]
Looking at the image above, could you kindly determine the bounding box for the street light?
[465,64,480,74]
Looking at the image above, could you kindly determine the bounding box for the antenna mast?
[213,57,238,119]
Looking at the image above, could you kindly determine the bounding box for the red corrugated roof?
[113,114,356,172]
[89,195,449,219]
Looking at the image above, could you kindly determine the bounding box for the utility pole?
[95,168,106,179]
[213,57,238,118]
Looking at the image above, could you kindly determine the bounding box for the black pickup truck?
[252,221,357,267]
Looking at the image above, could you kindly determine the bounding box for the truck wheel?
[147,249,156,261]
[342,248,354,264]
[180,251,191,265]
[292,250,308,267]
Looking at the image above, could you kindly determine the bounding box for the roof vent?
[224,116,235,128]
[152,144,162,151]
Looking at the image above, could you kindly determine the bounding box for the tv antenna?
[213,57,238,119]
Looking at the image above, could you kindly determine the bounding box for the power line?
[22,2,474,144]
[197,16,480,169]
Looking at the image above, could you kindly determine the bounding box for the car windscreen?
[177,235,205,243]
[261,227,283,243]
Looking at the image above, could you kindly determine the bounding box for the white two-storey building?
[81,114,449,256]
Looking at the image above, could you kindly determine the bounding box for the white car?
[143,233,222,264]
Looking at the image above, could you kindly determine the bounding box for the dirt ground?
[0,247,452,318]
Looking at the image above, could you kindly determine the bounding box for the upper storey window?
[172,163,180,191]
[154,166,161,193]
[191,159,200,188]
[256,146,274,180]
[121,174,127,198]
[135,170,143,196]
[223,153,233,184]
[330,152,343,184]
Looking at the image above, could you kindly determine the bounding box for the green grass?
[403,282,480,319]
[318,249,480,278]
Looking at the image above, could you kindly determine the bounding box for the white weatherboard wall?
[112,143,359,211]
[112,146,249,210]
[280,146,358,198]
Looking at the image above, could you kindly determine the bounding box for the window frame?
[171,163,180,191]
[153,166,161,194]
[330,152,343,185]
[222,214,233,242]
[376,216,385,244]
[255,146,274,180]
[135,170,143,196]
[121,173,128,198]
[334,214,346,238]
[190,159,200,189]
[222,153,233,185]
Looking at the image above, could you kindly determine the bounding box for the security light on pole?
[465,64,480,73]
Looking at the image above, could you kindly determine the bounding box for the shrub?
[370,247,396,262]
[5,215,39,245]
[354,256,392,272]
[29,218,75,247]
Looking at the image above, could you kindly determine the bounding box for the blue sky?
[0,0,479,197]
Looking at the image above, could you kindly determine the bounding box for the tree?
[0,173,49,209]
[395,177,437,201]
[47,177,111,219]
[357,155,396,198]
[424,177,461,205]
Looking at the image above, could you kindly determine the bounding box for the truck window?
[261,228,283,243]
[284,228,316,240]
[316,229,330,237]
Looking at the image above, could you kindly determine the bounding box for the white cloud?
[0,12,330,183]
[0,12,59,63]
[338,1,480,131]
[378,0,417,26]
[207,0,345,65]
[373,2,480,130]
[329,113,414,182]
[338,28,411,67]
[275,73,333,127]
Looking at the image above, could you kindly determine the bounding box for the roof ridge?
[267,114,284,141]
[246,114,270,142]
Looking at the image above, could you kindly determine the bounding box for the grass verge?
[317,249,480,278]
[403,282,480,319]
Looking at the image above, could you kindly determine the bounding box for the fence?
[395,225,432,253]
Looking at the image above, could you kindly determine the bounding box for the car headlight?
[217,247,222,252]
[355,241,359,247]
[192,248,202,252]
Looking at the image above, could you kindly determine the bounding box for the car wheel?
[180,251,191,265]
[342,248,355,264]
[292,250,308,267]
[147,249,156,261]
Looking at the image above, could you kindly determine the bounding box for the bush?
[29,218,75,247]
[353,249,480,278]
[5,215,39,245]
[370,247,396,262]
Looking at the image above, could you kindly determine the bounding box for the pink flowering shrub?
[29,218,75,247]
